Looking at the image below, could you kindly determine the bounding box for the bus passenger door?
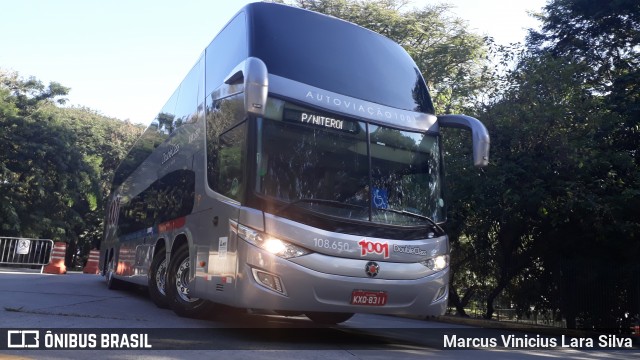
[193,93,246,300]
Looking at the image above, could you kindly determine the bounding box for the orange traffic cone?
[43,242,67,274]
[82,249,100,274]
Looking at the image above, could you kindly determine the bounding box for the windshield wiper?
[275,198,366,216]
[376,208,444,233]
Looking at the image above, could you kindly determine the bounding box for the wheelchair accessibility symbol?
[372,188,388,209]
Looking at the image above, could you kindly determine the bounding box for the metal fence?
[0,237,54,272]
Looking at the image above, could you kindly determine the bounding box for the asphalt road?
[0,269,637,359]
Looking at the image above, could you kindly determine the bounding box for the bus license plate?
[350,290,387,306]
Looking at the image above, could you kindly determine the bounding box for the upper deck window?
[205,13,248,96]
[249,4,435,115]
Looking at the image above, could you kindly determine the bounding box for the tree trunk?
[448,285,468,317]
[484,284,505,320]
[450,285,478,317]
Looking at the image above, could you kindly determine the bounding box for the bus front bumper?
[233,240,449,316]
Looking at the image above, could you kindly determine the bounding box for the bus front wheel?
[166,245,214,318]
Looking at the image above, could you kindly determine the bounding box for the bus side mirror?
[225,57,269,116]
[438,114,490,167]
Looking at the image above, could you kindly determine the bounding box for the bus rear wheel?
[305,312,354,324]
[148,248,169,309]
[166,245,214,318]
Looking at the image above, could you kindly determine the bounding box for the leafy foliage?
[445,0,639,328]
[0,70,143,266]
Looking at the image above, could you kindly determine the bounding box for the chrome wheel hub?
[175,258,198,303]
[155,258,167,296]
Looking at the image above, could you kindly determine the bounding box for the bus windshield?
[255,98,444,226]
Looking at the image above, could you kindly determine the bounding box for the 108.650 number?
[313,237,350,252]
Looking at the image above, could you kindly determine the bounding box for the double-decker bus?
[100,2,489,324]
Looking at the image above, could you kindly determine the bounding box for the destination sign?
[283,109,358,133]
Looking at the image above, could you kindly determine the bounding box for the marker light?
[252,268,286,295]
[434,285,448,302]
[237,224,311,259]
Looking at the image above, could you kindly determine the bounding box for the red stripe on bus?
[159,217,186,232]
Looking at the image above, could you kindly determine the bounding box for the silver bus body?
[100,3,489,321]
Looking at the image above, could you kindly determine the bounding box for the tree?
[447,0,640,327]
[468,51,601,320]
[0,70,69,115]
[530,0,640,161]
[527,0,640,329]
[0,70,143,267]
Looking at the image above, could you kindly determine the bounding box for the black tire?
[305,312,354,324]
[105,256,124,290]
[148,248,170,309]
[166,245,215,318]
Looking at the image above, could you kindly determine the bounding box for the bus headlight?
[264,238,287,254]
[237,224,311,259]
[421,255,449,271]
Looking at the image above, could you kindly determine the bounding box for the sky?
[0,0,548,125]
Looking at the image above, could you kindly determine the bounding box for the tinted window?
[112,127,167,189]
[205,13,248,96]
[250,4,434,114]
[156,170,196,223]
[369,125,443,224]
[217,123,246,201]
[256,98,444,225]
[157,87,180,135]
[206,94,245,193]
[173,60,202,129]
[257,116,370,220]
[117,170,195,235]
